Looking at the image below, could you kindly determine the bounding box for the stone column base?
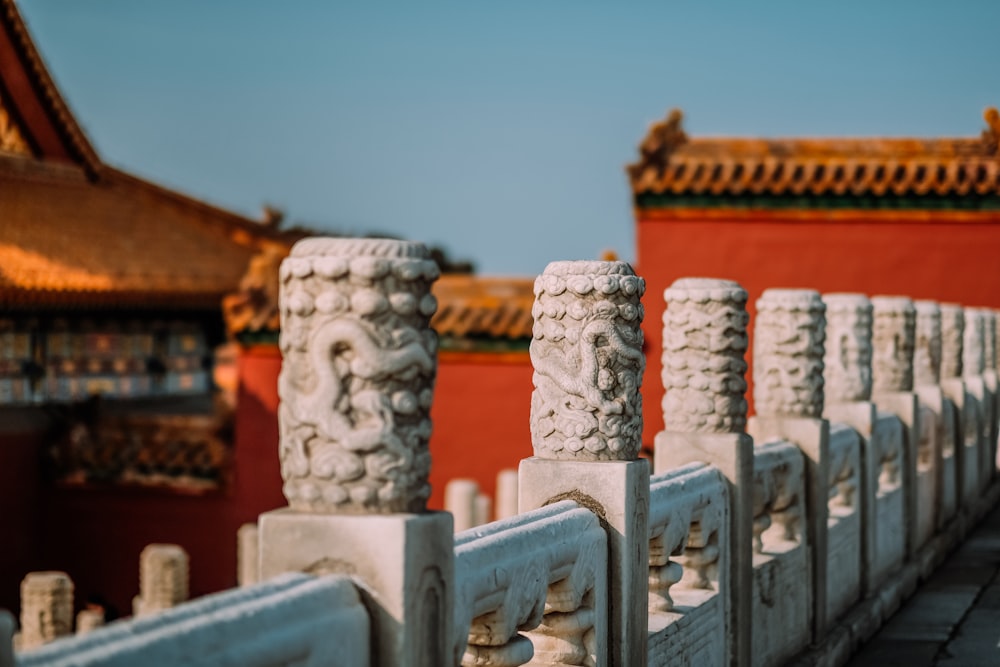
[518,457,649,667]
[259,509,453,667]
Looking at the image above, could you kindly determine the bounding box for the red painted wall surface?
[428,352,534,509]
[635,208,1000,445]
[227,348,535,512]
[29,347,287,618]
[0,410,45,614]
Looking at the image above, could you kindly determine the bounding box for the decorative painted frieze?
[753,289,826,419]
[529,261,645,461]
[661,278,749,433]
[277,238,440,513]
[871,297,916,394]
[822,293,873,404]
[914,301,943,387]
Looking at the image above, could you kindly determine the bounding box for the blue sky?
[17,1,1000,274]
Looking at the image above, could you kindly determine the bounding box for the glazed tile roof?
[628,108,1000,201]
[0,0,280,309]
[431,275,535,341]
[0,159,264,309]
[223,242,536,343]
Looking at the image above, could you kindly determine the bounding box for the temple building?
[628,107,1000,441]
[0,0,285,615]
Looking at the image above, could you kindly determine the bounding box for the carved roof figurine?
[627,108,688,181]
[628,107,1000,204]
[982,107,1000,156]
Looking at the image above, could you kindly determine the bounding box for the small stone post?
[133,544,189,617]
[519,260,649,667]
[821,293,884,595]
[75,609,104,635]
[258,238,452,667]
[445,479,479,532]
[19,572,73,650]
[983,310,998,474]
[237,523,259,587]
[494,469,519,521]
[653,277,753,667]
[747,288,831,642]
[963,308,991,492]
[870,296,920,559]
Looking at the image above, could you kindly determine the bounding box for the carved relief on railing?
[872,417,903,493]
[914,301,943,388]
[753,289,826,419]
[827,425,860,512]
[963,308,986,379]
[661,278,749,433]
[453,501,607,667]
[277,238,440,513]
[871,296,916,394]
[647,462,728,614]
[822,293,873,405]
[751,442,805,554]
[940,304,965,380]
[530,261,645,460]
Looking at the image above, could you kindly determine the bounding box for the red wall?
[228,348,535,512]
[635,208,1000,444]
[28,347,287,618]
[0,410,45,614]
[428,352,534,508]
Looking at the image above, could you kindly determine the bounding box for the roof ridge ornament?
[983,106,1000,156]
[628,108,688,180]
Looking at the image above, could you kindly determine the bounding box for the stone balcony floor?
[848,503,1000,667]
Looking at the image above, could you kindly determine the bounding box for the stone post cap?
[871,295,916,312]
[823,292,872,312]
[663,277,747,304]
[915,300,941,316]
[534,260,644,298]
[141,543,188,560]
[21,572,72,592]
[757,288,825,312]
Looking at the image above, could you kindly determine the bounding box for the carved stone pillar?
[822,294,873,405]
[520,260,649,667]
[747,288,831,641]
[982,310,999,479]
[259,238,453,667]
[964,308,997,488]
[75,609,104,635]
[19,572,73,650]
[529,260,645,460]
[914,302,942,388]
[940,304,965,381]
[276,238,439,514]
[660,278,748,433]
[870,296,920,557]
[654,277,753,666]
[753,289,827,418]
[134,544,189,617]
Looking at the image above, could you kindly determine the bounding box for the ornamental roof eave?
[628,107,1000,208]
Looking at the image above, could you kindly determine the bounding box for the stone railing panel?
[750,440,810,667]
[824,423,863,623]
[17,573,370,667]
[646,462,729,666]
[453,500,608,667]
